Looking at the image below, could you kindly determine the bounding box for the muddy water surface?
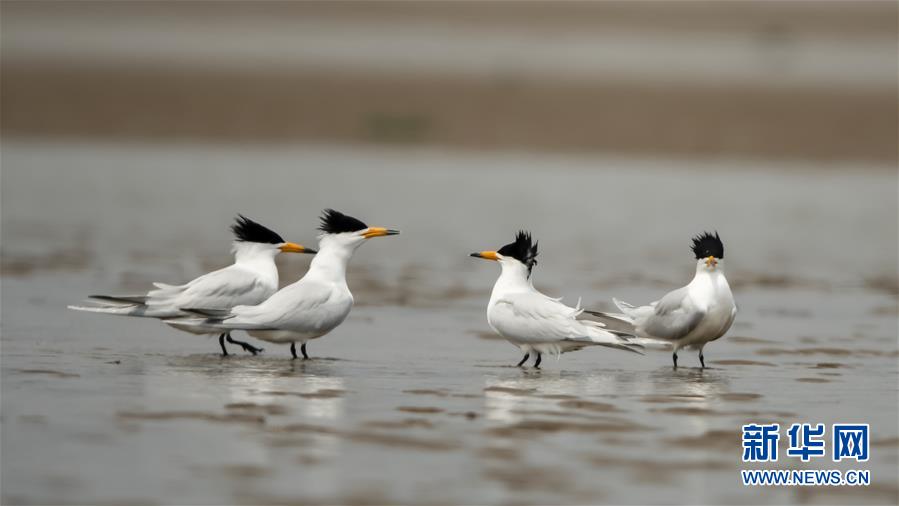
[2,141,897,504]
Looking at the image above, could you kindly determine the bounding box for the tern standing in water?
[470,231,641,368]
[169,209,399,359]
[594,232,736,368]
[69,215,316,356]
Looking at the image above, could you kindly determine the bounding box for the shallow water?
[2,140,897,504]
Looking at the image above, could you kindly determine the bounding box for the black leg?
[218,333,229,356]
[699,351,706,369]
[301,343,309,360]
[290,342,298,360]
[516,353,530,367]
[672,350,678,368]
[534,353,542,368]
[226,334,263,355]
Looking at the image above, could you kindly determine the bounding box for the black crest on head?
[498,230,539,275]
[691,231,724,259]
[318,209,368,234]
[231,215,285,244]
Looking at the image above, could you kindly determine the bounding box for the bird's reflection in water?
[158,354,349,463]
[645,366,730,434]
[483,366,729,425]
[158,354,347,421]
[647,366,730,400]
[483,368,640,423]
[236,359,348,422]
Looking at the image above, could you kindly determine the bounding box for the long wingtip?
[595,341,645,355]
[88,294,148,305]
[179,307,232,318]
[67,303,138,316]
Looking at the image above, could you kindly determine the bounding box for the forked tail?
[67,303,148,316]
[68,295,150,317]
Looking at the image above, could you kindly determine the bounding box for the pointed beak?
[362,227,400,239]
[470,251,499,261]
[705,256,718,267]
[279,242,316,254]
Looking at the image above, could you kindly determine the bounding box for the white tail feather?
[68,304,145,316]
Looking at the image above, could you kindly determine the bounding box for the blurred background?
[2,2,897,505]
[2,1,896,160]
[3,0,896,286]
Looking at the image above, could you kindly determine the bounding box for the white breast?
[684,273,736,345]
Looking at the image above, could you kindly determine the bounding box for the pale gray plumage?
[608,254,736,368]
[167,211,399,358]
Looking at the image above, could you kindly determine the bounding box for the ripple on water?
[872,437,899,448]
[16,369,80,378]
[261,389,345,399]
[538,393,580,400]
[396,406,444,414]
[117,410,265,425]
[362,418,435,430]
[756,347,851,356]
[652,406,723,416]
[220,464,271,479]
[507,409,615,421]
[402,389,449,397]
[557,399,619,412]
[477,446,520,461]
[584,454,732,485]
[267,422,458,451]
[447,411,480,420]
[340,431,459,452]
[718,392,763,402]
[485,465,574,492]
[665,429,737,451]
[640,394,707,404]
[733,410,797,419]
[263,435,319,448]
[225,402,289,416]
[808,362,849,369]
[486,419,653,438]
[713,359,777,367]
[483,386,537,395]
[728,336,778,345]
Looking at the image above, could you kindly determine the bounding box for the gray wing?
[155,266,270,310]
[88,294,149,305]
[579,311,635,336]
[228,280,339,332]
[640,287,705,341]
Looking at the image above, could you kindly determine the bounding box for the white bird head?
[231,214,316,257]
[316,208,399,252]
[470,230,539,278]
[691,231,724,273]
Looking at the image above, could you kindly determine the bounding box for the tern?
[470,231,641,368]
[593,232,736,368]
[167,209,399,359]
[68,215,316,356]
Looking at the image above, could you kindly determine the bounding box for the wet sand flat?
[1,141,897,504]
[3,2,897,162]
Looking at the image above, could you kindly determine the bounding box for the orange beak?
[705,256,718,267]
[362,227,400,239]
[470,251,499,261]
[279,242,316,254]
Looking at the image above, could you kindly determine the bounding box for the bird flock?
[69,209,736,369]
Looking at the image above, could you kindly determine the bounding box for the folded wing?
[494,292,640,353]
[634,287,705,342]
